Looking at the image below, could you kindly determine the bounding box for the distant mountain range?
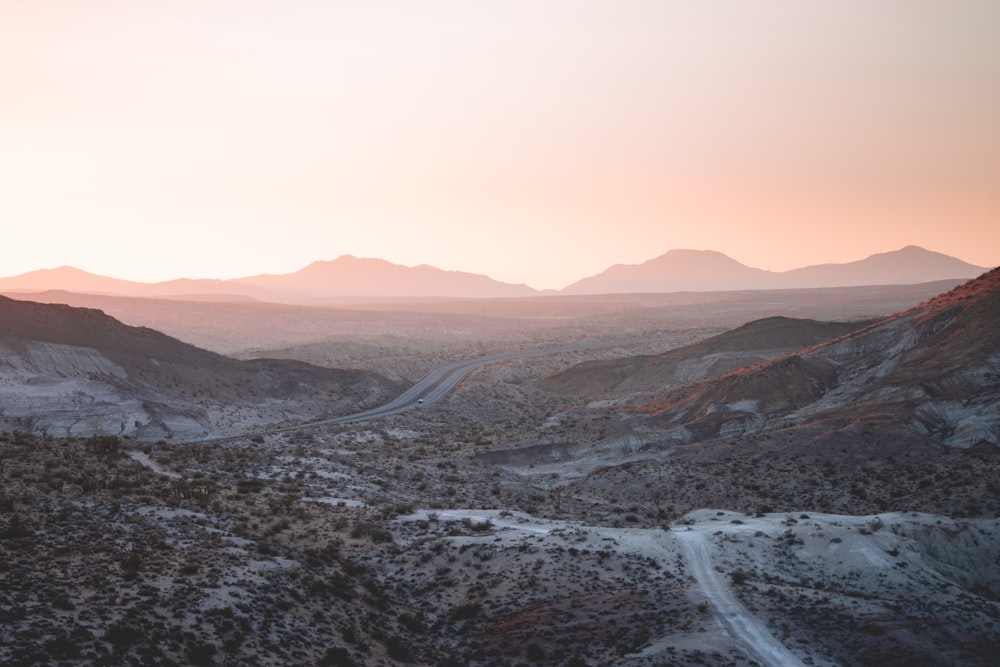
[0,246,989,302]
[0,257,536,302]
[560,246,988,294]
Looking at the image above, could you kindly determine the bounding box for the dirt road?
[675,529,807,667]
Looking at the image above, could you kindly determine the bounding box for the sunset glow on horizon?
[3,1,998,290]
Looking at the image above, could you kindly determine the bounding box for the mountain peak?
[562,249,771,294]
[233,256,536,299]
[561,246,988,295]
[650,249,761,268]
[783,246,989,288]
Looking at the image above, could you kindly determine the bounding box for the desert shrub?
[350,521,394,543]
[868,517,884,532]
[86,435,123,459]
[729,570,747,585]
[11,430,36,446]
[106,622,143,648]
[320,646,358,666]
[186,640,216,665]
[42,636,81,660]
[50,592,75,610]
[469,518,493,532]
[451,602,481,621]
[236,479,265,494]
[525,643,546,661]
[385,635,411,661]
[257,541,279,556]
[120,552,142,578]
[398,612,424,632]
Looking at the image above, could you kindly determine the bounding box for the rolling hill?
[639,267,1000,449]
[537,316,870,396]
[0,295,401,441]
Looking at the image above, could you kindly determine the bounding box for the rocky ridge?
[639,267,1000,448]
[538,316,869,397]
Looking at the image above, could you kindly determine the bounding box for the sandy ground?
[128,451,182,478]
[393,506,999,666]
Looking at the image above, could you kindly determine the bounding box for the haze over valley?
[2,247,998,665]
[0,245,988,302]
[4,1,999,665]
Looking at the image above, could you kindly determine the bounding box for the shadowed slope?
[538,316,868,396]
[0,296,401,440]
[640,268,1000,448]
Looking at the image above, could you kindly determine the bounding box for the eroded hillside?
[636,268,1000,448]
[2,273,998,666]
[0,296,401,440]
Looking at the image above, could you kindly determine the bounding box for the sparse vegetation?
[2,272,999,666]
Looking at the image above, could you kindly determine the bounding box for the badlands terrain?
[1,268,999,665]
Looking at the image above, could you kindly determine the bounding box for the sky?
[2,1,998,290]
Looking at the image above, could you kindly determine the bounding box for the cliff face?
[0,340,167,439]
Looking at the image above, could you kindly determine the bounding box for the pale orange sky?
[2,1,998,289]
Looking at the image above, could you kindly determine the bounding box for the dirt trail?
[675,529,807,667]
[128,451,182,479]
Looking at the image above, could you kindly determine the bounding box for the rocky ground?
[3,360,998,666]
[2,279,999,665]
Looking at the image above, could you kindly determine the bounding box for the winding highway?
[313,340,626,425]
[196,339,628,442]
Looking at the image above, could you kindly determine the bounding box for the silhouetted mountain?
[561,246,988,294]
[0,266,148,295]
[561,249,775,294]
[0,257,537,302]
[0,266,276,301]
[639,267,1000,449]
[0,247,988,301]
[778,245,987,288]
[0,295,401,440]
[230,255,537,299]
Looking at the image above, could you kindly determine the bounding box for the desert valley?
[0,247,997,666]
[7,1,1000,663]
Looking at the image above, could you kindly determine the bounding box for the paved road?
[196,339,628,443]
[675,530,807,667]
[312,340,627,426]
